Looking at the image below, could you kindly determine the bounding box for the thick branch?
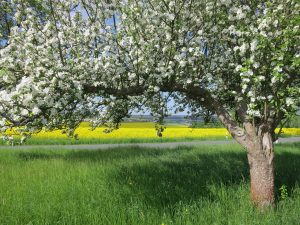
[183,86,248,148]
[84,83,248,147]
[0,112,38,127]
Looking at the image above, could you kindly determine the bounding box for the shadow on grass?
[17,143,300,206]
[18,151,63,160]
[18,146,194,162]
[275,144,300,197]
[65,147,193,162]
[113,150,249,207]
[114,152,300,208]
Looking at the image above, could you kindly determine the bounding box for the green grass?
[0,143,300,225]
[0,136,233,146]
[1,135,298,146]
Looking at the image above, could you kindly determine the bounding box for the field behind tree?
[0,143,299,225]
[1,122,300,146]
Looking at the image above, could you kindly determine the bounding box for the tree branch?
[183,86,248,148]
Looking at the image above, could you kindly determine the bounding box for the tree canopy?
[1,0,299,147]
[1,0,298,140]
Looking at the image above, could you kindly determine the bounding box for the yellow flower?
[5,122,300,141]
[32,125,230,140]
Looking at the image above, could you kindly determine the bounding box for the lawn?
[0,143,299,225]
[1,122,300,145]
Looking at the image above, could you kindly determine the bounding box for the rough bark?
[246,132,275,209]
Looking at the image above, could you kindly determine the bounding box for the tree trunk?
[246,132,275,209]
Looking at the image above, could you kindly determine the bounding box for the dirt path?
[0,137,299,151]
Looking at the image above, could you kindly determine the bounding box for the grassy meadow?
[0,143,300,225]
[1,122,300,145]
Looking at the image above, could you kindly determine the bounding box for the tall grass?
[0,136,232,146]
[0,143,299,225]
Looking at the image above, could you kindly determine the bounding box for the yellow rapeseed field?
[30,122,300,140]
[276,128,300,136]
[35,127,228,139]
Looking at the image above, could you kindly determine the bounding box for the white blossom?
[153,86,160,92]
[0,119,5,127]
[236,8,246,20]
[239,43,248,56]
[250,40,258,52]
[186,79,192,84]
[286,98,294,106]
[21,109,29,116]
[32,107,41,115]
[253,62,260,69]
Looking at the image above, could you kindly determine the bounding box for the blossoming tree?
[0,0,299,209]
